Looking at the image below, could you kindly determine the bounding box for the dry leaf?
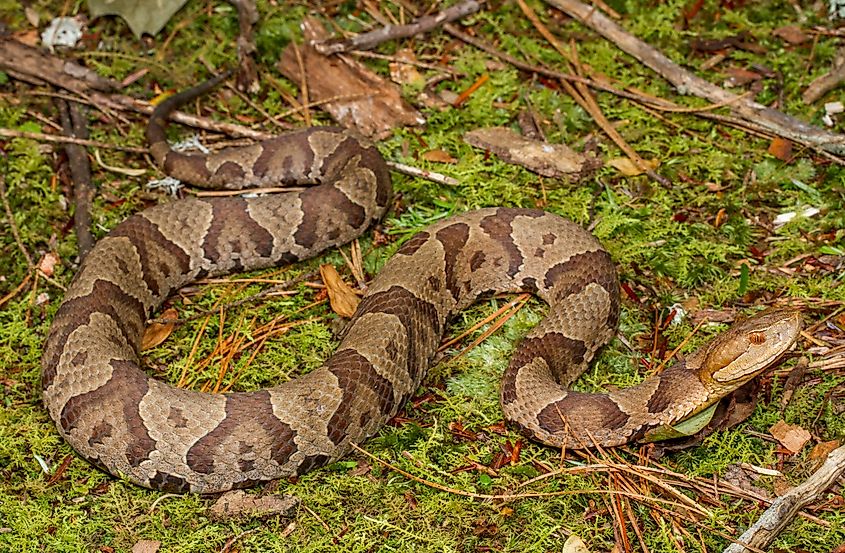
[768,137,793,161]
[421,149,458,164]
[769,420,812,453]
[808,440,840,465]
[141,307,178,350]
[277,18,425,139]
[464,127,598,178]
[723,67,762,88]
[38,252,60,277]
[607,156,659,177]
[131,541,161,553]
[209,490,299,521]
[88,0,189,38]
[563,535,592,553]
[320,264,360,318]
[773,25,810,45]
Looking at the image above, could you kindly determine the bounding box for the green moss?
[2,0,844,550]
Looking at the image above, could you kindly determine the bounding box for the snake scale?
[42,76,802,493]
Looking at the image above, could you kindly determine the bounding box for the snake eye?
[748,332,766,345]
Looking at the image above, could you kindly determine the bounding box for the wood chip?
[209,490,299,521]
[769,420,812,454]
[464,127,598,178]
[277,18,425,139]
[320,264,360,318]
[131,541,161,553]
[141,307,178,350]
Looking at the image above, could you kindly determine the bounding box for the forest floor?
[1,0,844,551]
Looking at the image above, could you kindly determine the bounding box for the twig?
[228,0,260,93]
[385,161,459,185]
[0,168,34,268]
[56,100,95,258]
[313,0,484,55]
[723,445,845,553]
[542,0,845,155]
[802,47,845,104]
[0,128,147,152]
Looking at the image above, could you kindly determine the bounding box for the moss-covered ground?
[1,0,844,551]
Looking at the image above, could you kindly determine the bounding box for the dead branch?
[228,0,260,93]
[56,100,95,258]
[723,444,845,553]
[803,47,845,104]
[543,0,845,155]
[313,0,484,55]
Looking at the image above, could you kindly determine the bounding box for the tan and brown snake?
[42,76,802,493]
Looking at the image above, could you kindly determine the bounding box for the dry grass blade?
[348,443,718,512]
[439,294,531,361]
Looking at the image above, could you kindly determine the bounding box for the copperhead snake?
[42,76,802,493]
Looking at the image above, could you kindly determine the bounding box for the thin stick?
[386,161,459,185]
[0,170,34,268]
[0,127,148,152]
[313,0,484,55]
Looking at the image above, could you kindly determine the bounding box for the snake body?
[42,78,802,493]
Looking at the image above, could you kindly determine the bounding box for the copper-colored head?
[697,309,802,395]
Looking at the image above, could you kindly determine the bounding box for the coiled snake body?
[42,78,801,493]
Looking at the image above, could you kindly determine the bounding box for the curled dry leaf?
[38,252,60,277]
[320,264,360,318]
[464,127,598,178]
[421,149,458,163]
[607,156,659,177]
[769,420,812,454]
[141,307,178,350]
[209,490,299,521]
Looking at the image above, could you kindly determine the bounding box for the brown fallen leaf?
[723,66,762,88]
[320,264,360,318]
[808,440,841,468]
[209,490,299,521]
[768,137,793,161]
[278,18,425,139]
[769,420,812,454]
[421,149,458,163]
[131,541,161,553]
[141,307,178,350]
[607,156,659,177]
[773,25,811,45]
[464,127,598,178]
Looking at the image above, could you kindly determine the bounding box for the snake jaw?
[700,309,802,393]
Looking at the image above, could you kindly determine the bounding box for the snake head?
[697,309,802,394]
